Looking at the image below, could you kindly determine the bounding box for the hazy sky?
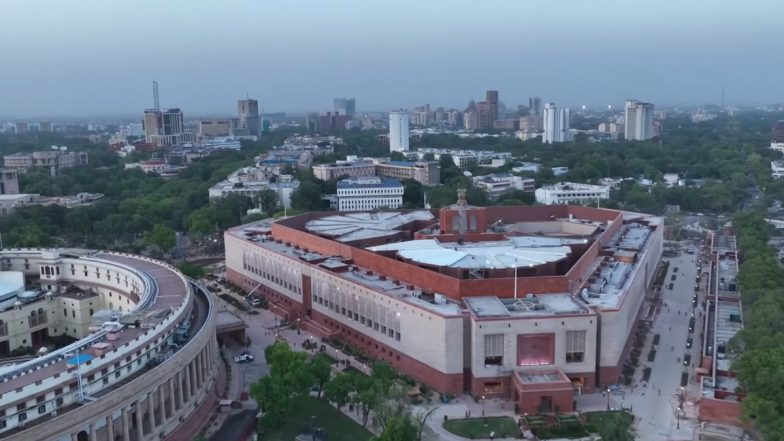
[2,0,783,117]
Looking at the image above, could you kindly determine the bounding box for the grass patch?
[522,415,547,426]
[261,396,372,441]
[443,417,519,439]
[533,423,588,439]
[556,414,580,424]
[584,411,634,441]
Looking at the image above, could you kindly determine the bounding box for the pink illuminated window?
[517,333,555,366]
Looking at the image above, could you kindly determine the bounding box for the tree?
[291,181,325,211]
[401,179,424,208]
[144,223,176,253]
[354,375,382,427]
[324,371,355,411]
[310,353,332,399]
[250,342,315,431]
[257,189,281,214]
[373,416,419,441]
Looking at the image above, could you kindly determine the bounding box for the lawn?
[584,411,634,440]
[261,396,373,441]
[443,416,519,439]
[533,423,588,439]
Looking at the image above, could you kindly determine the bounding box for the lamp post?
[605,386,611,411]
[481,395,486,417]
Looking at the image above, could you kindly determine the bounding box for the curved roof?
[305,211,435,242]
[368,237,579,269]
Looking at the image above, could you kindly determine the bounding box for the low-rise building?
[512,163,542,174]
[336,177,403,211]
[375,161,439,185]
[313,159,376,181]
[551,166,569,176]
[771,161,784,179]
[313,157,440,185]
[535,182,610,205]
[473,174,535,199]
[3,150,89,176]
[209,167,299,208]
[414,149,512,170]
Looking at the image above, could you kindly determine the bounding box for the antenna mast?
[153,80,160,110]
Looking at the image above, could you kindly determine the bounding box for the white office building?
[337,177,404,211]
[535,182,610,205]
[771,161,784,179]
[542,103,570,144]
[624,100,655,140]
[389,110,410,152]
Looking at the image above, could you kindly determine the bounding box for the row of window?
[312,292,401,342]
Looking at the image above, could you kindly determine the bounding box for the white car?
[234,353,255,363]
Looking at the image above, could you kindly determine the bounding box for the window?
[565,330,586,363]
[484,334,504,366]
[17,412,26,422]
[37,405,46,415]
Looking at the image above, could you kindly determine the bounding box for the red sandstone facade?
[225,204,663,413]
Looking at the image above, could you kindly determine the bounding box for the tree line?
[731,213,784,439]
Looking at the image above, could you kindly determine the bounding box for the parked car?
[686,337,693,349]
[683,353,692,366]
[235,352,255,363]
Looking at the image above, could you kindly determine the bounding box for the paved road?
[575,245,707,441]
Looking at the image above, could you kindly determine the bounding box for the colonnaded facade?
[0,249,221,441]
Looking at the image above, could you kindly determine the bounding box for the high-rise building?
[14,122,28,135]
[486,90,499,124]
[389,110,410,152]
[238,99,261,138]
[542,103,570,144]
[526,97,544,131]
[143,108,195,147]
[529,97,543,117]
[624,100,655,141]
[334,98,356,117]
[463,101,480,130]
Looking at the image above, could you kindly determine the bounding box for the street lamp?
[481,395,486,416]
[604,386,611,410]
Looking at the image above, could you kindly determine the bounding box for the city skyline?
[1,0,784,117]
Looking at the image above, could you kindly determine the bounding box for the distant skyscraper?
[542,103,570,144]
[529,97,543,116]
[486,90,499,124]
[624,100,655,141]
[463,101,480,130]
[528,97,544,131]
[238,99,261,138]
[143,108,194,146]
[333,98,356,117]
[389,110,410,152]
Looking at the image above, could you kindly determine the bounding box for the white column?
[121,407,130,441]
[90,423,97,441]
[107,414,115,441]
[146,393,155,432]
[158,384,166,425]
[135,402,143,441]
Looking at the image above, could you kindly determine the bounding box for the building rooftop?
[305,211,434,242]
[464,294,589,318]
[538,182,609,191]
[336,177,402,189]
[367,237,576,269]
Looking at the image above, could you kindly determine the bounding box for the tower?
[238,99,261,138]
[389,110,410,152]
[542,103,570,144]
[153,80,160,110]
[624,100,655,140]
